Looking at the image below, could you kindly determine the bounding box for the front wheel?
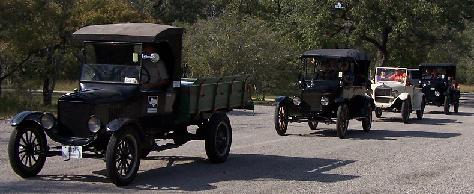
[274,103,288,136]
[416,98,425,120]
[401,100,411,124]
[444,96,450,115]
[336,104,349,139]
[205,113,232,163]
[362,104,372,132]
[106,128,140,186]
[375,107,382,118]
[308,121,318,130]
[8,124,47,178]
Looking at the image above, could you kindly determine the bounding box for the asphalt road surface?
[1,94,474,193]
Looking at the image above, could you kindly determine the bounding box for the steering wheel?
[141,67,151,84]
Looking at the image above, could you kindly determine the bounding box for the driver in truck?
[141,44,170,90]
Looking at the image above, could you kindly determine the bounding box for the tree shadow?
[286,129,337,138]
[349,129,461,141]
[26,154,358,192]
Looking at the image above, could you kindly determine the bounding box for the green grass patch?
[461,84,474,93]
[0,93,57,119]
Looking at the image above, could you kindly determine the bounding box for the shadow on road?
[376,117,461,125]
[26,154,357,192]
[227,110,260,116]
[349,129,461,140]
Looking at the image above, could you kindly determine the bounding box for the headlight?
[435,91,440,97]
[40,113,55,130]
[292,97,302,106]
[320,96,329,106]
[88,115,101,133]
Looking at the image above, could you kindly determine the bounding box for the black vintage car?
[7,23,253,186]
[274,49,374,139]
[419,63,460,114]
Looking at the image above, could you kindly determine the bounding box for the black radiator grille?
[375,88,392,96]
[58,101,93,138]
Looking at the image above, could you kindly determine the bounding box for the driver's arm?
[143,61,170,89]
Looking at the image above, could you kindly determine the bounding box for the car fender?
[10,111,44,127]
[274,96,290,105]
[106,118,142,133]
[398,93,409,101]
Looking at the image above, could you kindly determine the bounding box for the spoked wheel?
[416,98,425,120]
[274,103,288,136]
[205,113,232,163]
[362,104,372,132]
[308,121,319,130]
[336,104,349,139]
[401,100,411,124]
[106,128,140,186]
[444,96,450,115]
[8,124,47,178]
[375,107,382,118]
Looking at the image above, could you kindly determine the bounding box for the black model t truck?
[274,49,374,139]
[419,63,460,114]
[7,23,253,186]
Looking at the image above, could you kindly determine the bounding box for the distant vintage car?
[274,49,374,139]
[419,63,460,114]
[371,67,425,123]
[7,23,253,186]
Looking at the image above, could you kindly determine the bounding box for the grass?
[0,93,58,119]
[460,84,474,93]
[55,80,79,91]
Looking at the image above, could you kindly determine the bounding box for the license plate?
[430,88,435,90]
[62,146,83,159]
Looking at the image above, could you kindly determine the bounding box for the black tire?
[416,98,425,120]
[454,101,459,113]
[308,121,318,130]
[336,104,349,139]
[274,103,288,136]
[106,128,140,186]
[8,124,47,178]
[401,100,411,124]
[444,96,450,115]
[205,113,232,163]
[375,107,382,118]
[362,105,372,132]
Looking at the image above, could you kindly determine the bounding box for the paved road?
[1,94,474,193]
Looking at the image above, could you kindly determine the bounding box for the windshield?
[81,64,140,84]
[375,67,407,84]
[302,58,352,81]
[421,66,456,80]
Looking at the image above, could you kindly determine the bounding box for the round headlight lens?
[40,113,55,130]
[435,91,441,97]
[320,96,329,106]
[88,116,101,133]
[292,97,302,106]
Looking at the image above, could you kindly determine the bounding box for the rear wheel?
[274,103,288,136]
[362,104,372,132]
[205,113,232,163]
[454,100,459,113]
[8,124,47,178]
[308,121,318,130]
[375,107,382,118]
[106,128,140,186]
[336,104,349,139]
[401,100,411,123]
[416,98,425,120]
[443,96,450,115]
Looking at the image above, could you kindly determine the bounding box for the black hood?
[60,87,137,104]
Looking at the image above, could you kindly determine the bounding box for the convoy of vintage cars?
[5,23,464,186]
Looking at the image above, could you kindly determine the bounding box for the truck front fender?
[398,93,409,101]
[106,118,142,133]
[11,111,44,127]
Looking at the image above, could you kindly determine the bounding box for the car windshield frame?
[375,67,407,84]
